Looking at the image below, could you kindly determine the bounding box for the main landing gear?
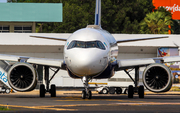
[125,67,145,98]
[128,85,144,98]
[81,76,92,99]
[40,66,60,98]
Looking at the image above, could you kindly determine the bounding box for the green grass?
[0,106,11,111]
[170,86,180,91]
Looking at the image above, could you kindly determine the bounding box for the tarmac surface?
[0,90,180,113]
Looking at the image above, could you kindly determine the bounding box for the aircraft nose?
[67,50,108,76]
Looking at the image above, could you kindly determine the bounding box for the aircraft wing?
[116,36,168,43]
[0,54,64,68]
[30,35,67,41]
[116,56,180,70]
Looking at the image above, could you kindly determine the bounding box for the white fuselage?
[64,25,118,78]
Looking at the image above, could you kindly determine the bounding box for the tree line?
[10,0,180,34]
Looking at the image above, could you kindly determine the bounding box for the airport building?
[0,3,62,33]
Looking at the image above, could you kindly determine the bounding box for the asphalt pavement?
[0,90,180,113]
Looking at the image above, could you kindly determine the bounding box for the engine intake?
[142,63,173,93]
[7,62,38,92]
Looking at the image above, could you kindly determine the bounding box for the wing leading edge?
[31,35,168,43]
[0,54,64,68]
[30,35,67,41]
[116,56,180,70]
[116,36,168,43]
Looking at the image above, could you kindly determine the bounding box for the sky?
[0,0,7,3]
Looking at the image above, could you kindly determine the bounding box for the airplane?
[0,0,180,99]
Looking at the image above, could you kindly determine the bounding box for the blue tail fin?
[94,0,101,26]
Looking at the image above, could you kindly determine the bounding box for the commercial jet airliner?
[1,0,180,99]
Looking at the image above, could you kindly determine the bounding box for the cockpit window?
[67,40,106,50]
[86,41,96,48]
[76,41,86,48]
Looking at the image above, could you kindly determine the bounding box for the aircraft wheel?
[40,84,45,97]
[116,87,122,94]
[50,84,56,97]
[82,90,86,99]
[109,87,115,94]
[87,90,92,99]
[128,85,134,98]
[98,92,102,94]
[5,89,10,94]
[102,88,108,94]
[138,85,144,98]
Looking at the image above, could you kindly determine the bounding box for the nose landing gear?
[82,76,92,99]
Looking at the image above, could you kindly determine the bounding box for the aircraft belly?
[67,61,107,77]
[67,62,113,79]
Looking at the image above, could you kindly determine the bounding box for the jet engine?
[142,63,173,93]
[7,62,38,92]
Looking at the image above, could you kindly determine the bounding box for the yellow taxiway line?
[0,104,77,111]
[1,102,180,111]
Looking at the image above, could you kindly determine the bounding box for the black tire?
[82,90,86,99]
[109,87,115,94]
[102,88,108,94]
[87,90,92,99]
[5,89,10,94]
[116,87,122,94]
[40,84,45,97]
[138,85,144,98]
[50,84,56,97]
[98,92,102,94]
[128,85,134,98]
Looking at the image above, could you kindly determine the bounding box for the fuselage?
[64,25,118,78]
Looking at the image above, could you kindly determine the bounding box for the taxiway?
[0,90,180,112]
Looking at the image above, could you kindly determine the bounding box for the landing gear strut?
[81,76,92,99]
[39,66,60,98]
[125,67,144,98]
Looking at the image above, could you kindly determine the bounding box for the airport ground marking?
[1,102,180,111]
[19,102,180,108]
[56,98,147,103]
[115,102,180,106]
[55,99,146,103]
[0,104,77,111]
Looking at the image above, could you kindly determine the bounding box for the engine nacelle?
[142,63,173,93]
[7,62,38,92]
